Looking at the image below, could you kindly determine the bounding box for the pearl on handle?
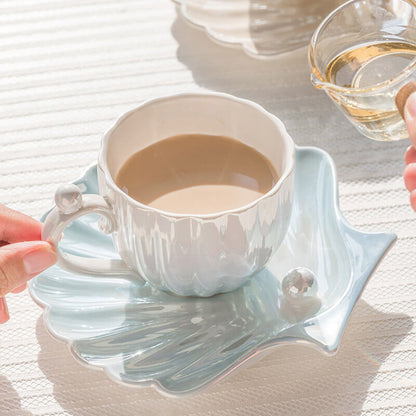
[55,184,83,214]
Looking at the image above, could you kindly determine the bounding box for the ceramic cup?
[42,92,296,296]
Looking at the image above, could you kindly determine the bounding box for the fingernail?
[0,297,9,324]
[405,92,416,121]
[23,243,57,276]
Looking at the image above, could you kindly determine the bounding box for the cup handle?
[42,184,133,276]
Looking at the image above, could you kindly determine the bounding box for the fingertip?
[0,241,58,296]
[23,242,58,276]
[0,205,43,244]
[0,297,9,324]
[404,93,416,147]
[46,240,58,255]
[403,163,416,191]
[410,190,416,212]
[405,120,416,147]
[405,145,416,165]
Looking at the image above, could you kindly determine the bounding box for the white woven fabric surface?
[1,1,415,415]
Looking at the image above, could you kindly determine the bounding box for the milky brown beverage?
[115,134,279,215]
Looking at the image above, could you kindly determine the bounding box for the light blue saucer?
[29,147,396,397]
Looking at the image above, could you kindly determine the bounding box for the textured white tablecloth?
[1,1,415,415]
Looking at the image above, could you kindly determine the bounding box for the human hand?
[403,92,416,212]
[0,204,57,323]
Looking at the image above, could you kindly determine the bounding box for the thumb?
[396,83,416,146]
[0,241,57,297]
[404,92,416,148]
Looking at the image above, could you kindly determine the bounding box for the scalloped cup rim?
[98,92,296,220]
[172,0,307,59]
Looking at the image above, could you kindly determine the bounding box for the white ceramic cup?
[42,92,296,297]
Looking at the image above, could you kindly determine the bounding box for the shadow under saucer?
[34,299,413,415]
